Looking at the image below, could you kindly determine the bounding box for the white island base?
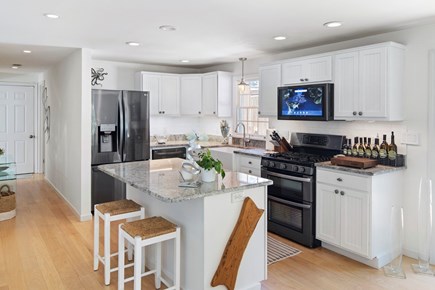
[127,184,267,290]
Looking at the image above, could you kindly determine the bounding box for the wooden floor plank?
[0,175,434,290]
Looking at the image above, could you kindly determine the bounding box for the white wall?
[90,59,231,137]
[44,49,92,221]
[0,72,42,83]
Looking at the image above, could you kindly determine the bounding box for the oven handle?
[265,171,312,183]
[268,196,312,209]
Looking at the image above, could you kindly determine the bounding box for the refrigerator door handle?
[118,94,125,160]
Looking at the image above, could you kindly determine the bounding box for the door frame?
[428,50,435,263]
[0,81,42,174]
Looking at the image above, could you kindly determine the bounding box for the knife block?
[274,145,287,153]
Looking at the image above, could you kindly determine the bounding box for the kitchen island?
[98,158,272,290]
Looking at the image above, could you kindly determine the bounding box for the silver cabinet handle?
[29,135,35,138]
[358,111,363,116]
[340,191,345,196]
[337,178,343,182]
[353,111,357,116]
[334,189,339,194]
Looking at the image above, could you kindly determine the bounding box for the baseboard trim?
[44,176,82,221]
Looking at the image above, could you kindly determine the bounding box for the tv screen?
[277,84,333,121]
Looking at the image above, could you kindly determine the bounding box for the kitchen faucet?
[235,122,250,147]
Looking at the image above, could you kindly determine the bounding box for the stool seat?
[95,199,141,216]
[121,216,177,240]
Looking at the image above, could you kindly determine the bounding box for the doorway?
[0,84,35,174]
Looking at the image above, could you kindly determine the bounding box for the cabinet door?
[282,56,332,85]
[359,47,387,118]
[202,73,218,116]
[316,183,341,246]
[340,188,370,257]
[334,52,359,119]
[281,61,304,85]
[142,73,160,115]
[180,75,202,115]
[259,64,281,116]
[159,75,180,115]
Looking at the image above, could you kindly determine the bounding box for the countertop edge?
[315,161,406,176]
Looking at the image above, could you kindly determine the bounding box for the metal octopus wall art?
[91,68,108,86]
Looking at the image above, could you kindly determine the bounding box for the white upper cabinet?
[334,43,405,121]
[202,72,232,117]
[139,72,180,116]
[180,74,202,115]
[281,56,332,85]
[258,64,281,116]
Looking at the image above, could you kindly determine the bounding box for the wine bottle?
[388,131,398,161]
[372,138,380,159]
[342,139,348,155]
[379,134,388,159]
[365,138,372,158]
[347,139,352,156]
[358,137,365,157]
[352,137,359,157]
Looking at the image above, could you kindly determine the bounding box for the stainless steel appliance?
[91,89,149,211]
[261,132,345,248]
[151,146,187,160]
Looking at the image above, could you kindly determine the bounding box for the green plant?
[196,149,225,179]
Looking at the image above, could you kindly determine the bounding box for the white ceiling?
[2,0,435,71]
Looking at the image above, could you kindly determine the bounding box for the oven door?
[267,195,318,248]
[261,169,313,203]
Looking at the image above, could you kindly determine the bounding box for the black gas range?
[262,132,346,248]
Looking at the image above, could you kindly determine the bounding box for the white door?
[0,85,35,174]
[259,64,281,116]
[281,61,304,85]
[159,75,180,115]
[316,183,341,246]
[180,75,202,115]
[304,56,332,83]
[334,52,359,119]
[202,72,218,115]
[142,73,160,115]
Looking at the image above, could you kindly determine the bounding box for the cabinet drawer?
[238,155,261,168]
[239,166,261,177]
[317,169,370,192]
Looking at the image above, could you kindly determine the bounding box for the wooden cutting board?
[330,156,378,169]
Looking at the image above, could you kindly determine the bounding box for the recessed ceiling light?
[274,36,286,41]
[126,41,140,46]
[43,13,60,19]
[180,60,190,63]
[11,64,22,69]
[323,21,342,28]
[159,25,176,31]
[23,50,32,54]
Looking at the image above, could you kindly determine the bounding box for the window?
[236,78,269,136]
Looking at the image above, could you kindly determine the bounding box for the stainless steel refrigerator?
[91,89,149,211]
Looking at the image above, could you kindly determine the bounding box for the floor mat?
[267,235,302,265]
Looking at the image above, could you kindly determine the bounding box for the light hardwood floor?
[0,175,434,290]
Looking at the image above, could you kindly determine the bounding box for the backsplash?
[231,137,266,149]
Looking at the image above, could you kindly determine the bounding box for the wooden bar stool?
[118,216,181,290]
[94,199,145,285]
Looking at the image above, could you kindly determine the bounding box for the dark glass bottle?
[365,138,372,158]
[372,138,380,159]
[358,137,365,157]
[379,134,388,159]
[388,131,398,161]
[346,139,352,156]
[352,137,359,157]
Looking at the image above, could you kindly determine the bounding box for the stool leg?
[93,207,99,271]
[174,228,181,290]
[140,207,146,273]
[126,218,133,261]
[104,213,111,286]
[155,242,161,289]
[134,237,142,290]
[118,226,125,290]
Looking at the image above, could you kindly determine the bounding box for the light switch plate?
[401,131,420,145]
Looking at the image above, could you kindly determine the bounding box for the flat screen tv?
[277,83,334,121]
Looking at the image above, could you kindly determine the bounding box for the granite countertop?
[233,148,271,157]
[150,141,226,148]
[315,161,406,176]
[98,158,272,203]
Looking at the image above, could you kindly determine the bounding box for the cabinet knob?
[337,178,343,182]
[334,189,339,194]
[198,111,201,114]
[258,111,261,115]
[163,111,165,114]
[304,78,309,81]
[213,111,216,114]
[159,111,162,114]
[300,78,304,82]
[248,161,252,165]
[340,191,345,196]
[29,135,35,139]
[358,111,363,116]
[353,111,357,116]
[249,170,252,174]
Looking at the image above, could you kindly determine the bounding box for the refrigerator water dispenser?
[99,124,117,152]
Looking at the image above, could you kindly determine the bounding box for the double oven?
[261,132,345,248]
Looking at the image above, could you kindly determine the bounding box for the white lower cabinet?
[235,154,261,177]
[316,167,403,268]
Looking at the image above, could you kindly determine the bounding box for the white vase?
[201,168,216,182]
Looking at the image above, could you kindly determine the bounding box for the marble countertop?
[315,161,406,176]
[233,148,271,157]
[98,158,272,203]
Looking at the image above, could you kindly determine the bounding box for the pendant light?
[238,57,250,94]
